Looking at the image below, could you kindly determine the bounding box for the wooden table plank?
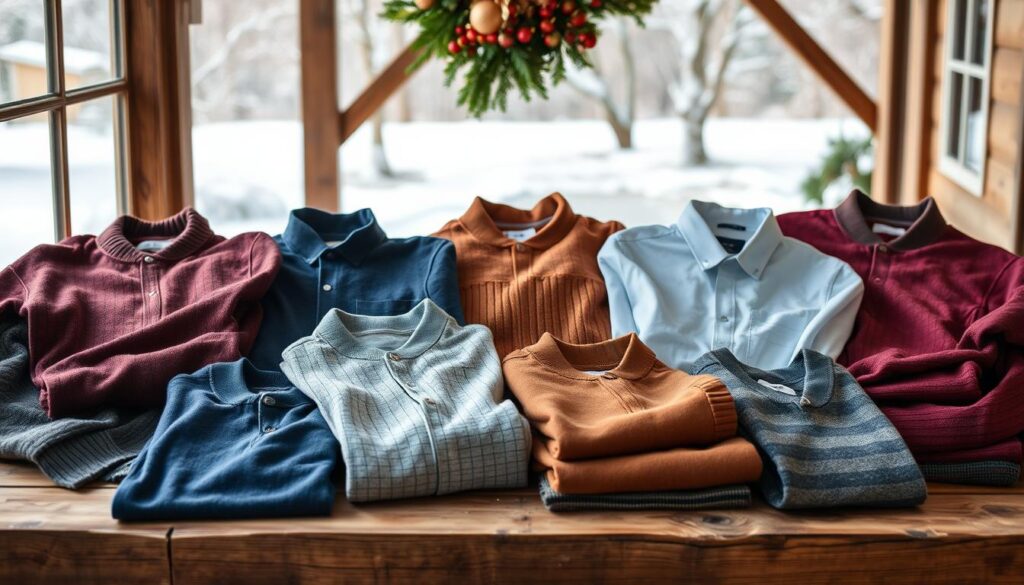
[0,487,170,584]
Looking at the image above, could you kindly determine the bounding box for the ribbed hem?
[539,475,752,512]
[920,461,1021,487]
[34,412,158,489]
[699,380,738,441]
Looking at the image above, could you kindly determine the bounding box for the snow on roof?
[0,40,107,75]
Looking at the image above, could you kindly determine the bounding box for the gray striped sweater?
[691,348,926,509]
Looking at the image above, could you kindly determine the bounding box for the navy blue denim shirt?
[112,359,339,520]
[248,208,464,370]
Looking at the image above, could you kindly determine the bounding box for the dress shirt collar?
[834,189,947,251]
[282,207,387,265]
[708,348,835,408]
[210,359,296,405]
[97,207,214,263]
[458,192,577,249]
[676,201,782,280]
[527,332,657,381]
[314,298,450,361]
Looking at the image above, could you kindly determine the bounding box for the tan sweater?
[503,333,763,494]
[434,193,623,358]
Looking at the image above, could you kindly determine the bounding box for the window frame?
[0,0,130,241]
[937,0,995,197]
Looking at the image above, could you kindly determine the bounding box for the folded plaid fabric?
[538,476,751,512]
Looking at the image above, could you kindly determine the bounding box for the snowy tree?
[652,0,750,166]
[565,18,636,149]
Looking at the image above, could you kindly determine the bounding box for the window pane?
[0,118,55,266]
[951,0,967,61]
[189,0,301,236]
[970,0,989,66]
[946,72,964,159]
[964,76,985,172]
[67,95,119,235]
[61,0,118,89]
[0,0,52,104]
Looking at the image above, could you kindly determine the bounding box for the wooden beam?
[300,0,341,211]
[872,0,910,202]
[338,45,420,145]
[743,0,878,132]
[125,0,191,220]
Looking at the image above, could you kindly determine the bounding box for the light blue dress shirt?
[598,201,864,371]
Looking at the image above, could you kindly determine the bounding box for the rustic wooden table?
[2,461,1023,584]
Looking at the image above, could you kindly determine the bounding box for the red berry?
[498,32,515,48]
[544,32,561,48]
[570,11,586,27]
[448,40,461,54]
[561,0,576,14]
[508,3,517,15]
[590,0,601,6]
[564,31,576,43]
[580,32,596,48]
[516,26,533,44]
[485,33,498,44]
[457,35,468,46]
[539,19,555,34]
[539,6,553,18]
[465,29,478,43]
[455,25,464,35]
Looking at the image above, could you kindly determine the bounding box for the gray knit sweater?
[0,316,159,488]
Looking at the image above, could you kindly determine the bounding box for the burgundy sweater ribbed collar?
[97,208,214,263]
[833,190,948,251]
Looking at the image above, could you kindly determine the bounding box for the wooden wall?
[924,0,1024,251]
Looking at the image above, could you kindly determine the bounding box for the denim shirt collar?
[676,201,782,280]
[282,207,387,265]
[314,298,451,361]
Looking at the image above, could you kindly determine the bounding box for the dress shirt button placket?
[869,244,891,286]
[712,266,736,350]
[316,254,339,320]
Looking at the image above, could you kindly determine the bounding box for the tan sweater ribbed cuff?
[697,378,738,441]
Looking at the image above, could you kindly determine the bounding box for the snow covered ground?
[0,116,868,267]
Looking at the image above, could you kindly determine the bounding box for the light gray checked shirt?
[281,299,530,502]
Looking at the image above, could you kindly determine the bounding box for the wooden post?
[743,0,878,132]
[300,0,341,211]
[872,0,911,202]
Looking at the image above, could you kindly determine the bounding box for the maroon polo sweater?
[778,190,1024,466]
[0,208,281,418]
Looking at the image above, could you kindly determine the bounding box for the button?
[387,352,401,361]
[873,277,883,284]
[878,245,889,253]
[264,426,276,433]
[719,315,729,322]
[799,397,811,407]
[601,373,617,380]
[143,256,154,264]
[516,243,526,252]
[262,395,276,406]
[423,397,436,406]
[322,284,333,292]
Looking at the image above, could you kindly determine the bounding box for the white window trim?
[938,0,996,197]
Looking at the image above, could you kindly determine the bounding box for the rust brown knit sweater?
[434,193,623,358]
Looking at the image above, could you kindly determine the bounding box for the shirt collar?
[704,348,835,408]
[97,207,214,263]
[834,189,947,251]
[314,298,451,361]
[676,201,782,280]
[282,207,387,265]
[526,332,657,381]
[209,359,297,405]
[457,192,577,249]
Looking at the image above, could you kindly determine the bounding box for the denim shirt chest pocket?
[745,307,818,368]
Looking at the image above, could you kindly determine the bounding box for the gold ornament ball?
[414,0,434,9]
[469,1,502,35]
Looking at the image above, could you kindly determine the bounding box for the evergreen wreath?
[382,0,657,116]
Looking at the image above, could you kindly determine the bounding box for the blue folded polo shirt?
[112,359,339,520]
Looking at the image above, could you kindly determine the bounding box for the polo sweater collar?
[677,201,781,280]
[834,189,947,251]
[315,298,450,361]
[527,332,657,381]
[458,192,577,249]
[282,207,387,265]
[210,359,295,404]
[97,207,214,263]
[707,348,835,408]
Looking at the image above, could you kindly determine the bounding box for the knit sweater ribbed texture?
[0,316,158,489]
[434,193,623,358]
[538,476,752,512]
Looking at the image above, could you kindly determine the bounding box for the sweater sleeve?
[791,262,864,362]
[0,266,27,318]
[425,240,465,324]
[597,237,639,337]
